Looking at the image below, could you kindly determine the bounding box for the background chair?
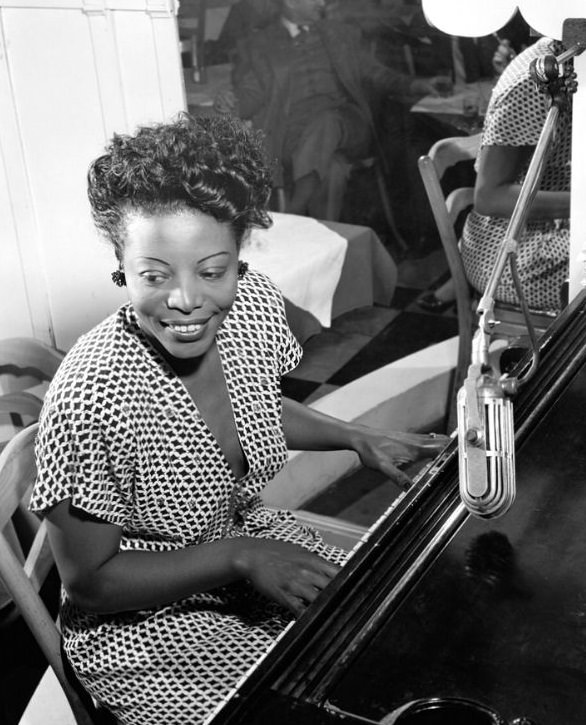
[418,134,557,431]
[0,337,63,394]
[274,153,408,254]
[0,336,64,447]
[0,423,105,724]
[0,337,65,620]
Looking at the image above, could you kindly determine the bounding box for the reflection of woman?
[30,114,446,725]
[461,37,571,312]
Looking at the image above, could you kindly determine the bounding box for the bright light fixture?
[420,0,584,39]
[421,0,516,37]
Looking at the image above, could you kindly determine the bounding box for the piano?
[210,290,586,725]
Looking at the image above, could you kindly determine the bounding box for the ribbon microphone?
[457,33,582,518]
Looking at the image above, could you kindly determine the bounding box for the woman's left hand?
[351,427,450,490]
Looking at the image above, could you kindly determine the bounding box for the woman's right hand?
[492,39,516,76]
[234,539,341,617]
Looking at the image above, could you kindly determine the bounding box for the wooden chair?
[275,153,408,253]
[0,391,44,423]
[417,134,557,431]
[0,337,65,619]
[0,336,64,442]
[0,336,64,394]
[0,423,103,724]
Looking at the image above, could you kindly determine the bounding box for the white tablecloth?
[241,213,347,327]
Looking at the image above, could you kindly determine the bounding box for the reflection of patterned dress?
[30,270,348,725]
[461,38,571,312]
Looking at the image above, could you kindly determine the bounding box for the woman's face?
[122,208,239,361]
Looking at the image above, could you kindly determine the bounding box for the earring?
[238,260,249,279]
[111,269,126,287]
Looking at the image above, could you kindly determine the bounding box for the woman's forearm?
[47,499,339,617]
[98,541,256,613]
[474,144,571,221]
[52,532,247,614]
[281,396,360,452]
[280,398,450,491]
[475,184,571,221]
[46,499,283,614]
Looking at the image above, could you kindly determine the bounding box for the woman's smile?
[162,317,210,340]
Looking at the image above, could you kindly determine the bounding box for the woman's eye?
[201,269,226,280]
[140,272,167,284]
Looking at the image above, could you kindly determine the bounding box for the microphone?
[455,39,583,519]
[456,358,516,519]
[530,54,559,86]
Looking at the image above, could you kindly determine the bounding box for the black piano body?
[210,291,586,725]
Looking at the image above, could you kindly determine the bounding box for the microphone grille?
[458,383,516,519]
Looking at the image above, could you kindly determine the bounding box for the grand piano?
[209,290,586,724]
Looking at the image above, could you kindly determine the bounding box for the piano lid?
[211,290,586,725]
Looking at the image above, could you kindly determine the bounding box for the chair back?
[418,134,556,430]
[427,133,481,180]
[0,423,96,725]
[0,337,64,447]
[418,135,480,432]
[0,337,64,395]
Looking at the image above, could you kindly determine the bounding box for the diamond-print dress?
[461,37,571,312]
[30,269,348,725]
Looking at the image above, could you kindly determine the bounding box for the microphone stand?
[458,39,583,519]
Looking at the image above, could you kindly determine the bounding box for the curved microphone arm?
[474,43,581,387]
[458,41,582,519]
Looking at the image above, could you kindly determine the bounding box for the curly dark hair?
[87,113,273,261]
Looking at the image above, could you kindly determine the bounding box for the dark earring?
[111,269,126,287]
[238,260,248,279]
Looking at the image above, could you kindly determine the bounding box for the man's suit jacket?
[234,19,413,184]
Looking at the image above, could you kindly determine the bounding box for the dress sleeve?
[278,314,302,376]
[31,385,134,527]
[483,48,551,148]
[269,277,303,376]
[242,269,303,377]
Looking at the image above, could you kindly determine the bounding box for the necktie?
[451,36,467,86]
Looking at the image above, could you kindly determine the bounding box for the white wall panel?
[0,0,185,349]
[0,11,54,342]
[0,145,36,339]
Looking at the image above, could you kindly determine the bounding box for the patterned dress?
[461,38,571,312]
[30,269,348,725]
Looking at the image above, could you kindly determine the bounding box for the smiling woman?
[28,113,448,725]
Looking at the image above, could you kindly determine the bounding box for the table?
[242,214,397,343]
[280,220,398,344]
[410,78,494,136]
[243,215,397,344]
